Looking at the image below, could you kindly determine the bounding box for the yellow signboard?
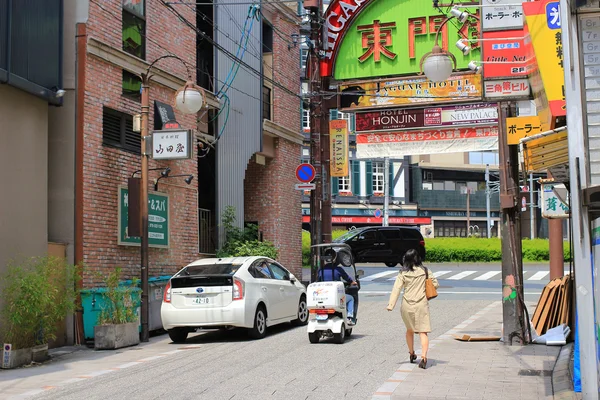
[523,129,568,172]
[506,116,544,145]
[338,74,482,110]
[523,0,566,126]
[330,120,349,177]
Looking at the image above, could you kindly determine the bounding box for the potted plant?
[93,267,141,350]
[0,256,79,369]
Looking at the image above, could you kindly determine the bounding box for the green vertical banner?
[118,186,169,248]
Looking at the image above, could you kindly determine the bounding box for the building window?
[372,161,384,193]
[122,70,142,100]
[435,221,468,238]
[469,151,499,165]
[422,182,433,190]
[263,86,272,120]
[302,105,310,130]
[301,47,308,70]
[433,181,444,190]
[102,107,140,154]
[337,111,353,132]
[123,0,146,59]
[302,148,309,157]
[467,181,478,193]
[339,175,351,193]
[444,181,456,191]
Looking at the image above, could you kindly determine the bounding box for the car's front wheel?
[248,305,267,339]
[168,328,188,343]
[292,295,308,326]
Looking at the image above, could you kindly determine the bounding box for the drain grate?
[518,369,552,376]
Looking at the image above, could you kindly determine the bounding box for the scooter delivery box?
[307,281,346,312]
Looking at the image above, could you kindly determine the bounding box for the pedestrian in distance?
[386,248,439,369]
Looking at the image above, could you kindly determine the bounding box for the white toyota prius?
[161,256,308,342]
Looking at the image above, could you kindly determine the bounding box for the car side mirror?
[358,236,365,240]
[357,269,365,277]
[289,275,296,283]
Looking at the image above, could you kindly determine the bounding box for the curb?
[552,343,579,400]
[371,301,501,400]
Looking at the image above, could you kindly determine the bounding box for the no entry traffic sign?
[296,163,316,183]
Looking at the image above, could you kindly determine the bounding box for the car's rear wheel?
[248,305,267,339]
[168,328,188,343]
[292,295,308,326]
[308,332,320,343]
[334,323,346,344]
[385,262,398,267]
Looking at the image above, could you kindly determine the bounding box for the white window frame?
[338,174,351,193]
[302,106,310,130]
[372,161,384,193]
[337,111,353,132]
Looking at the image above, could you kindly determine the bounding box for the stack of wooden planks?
[531,274,573,337]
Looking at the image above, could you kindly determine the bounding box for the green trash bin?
[81,286,142,341]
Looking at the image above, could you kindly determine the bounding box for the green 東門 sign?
[118,186,169,248]
[332,0,480,80]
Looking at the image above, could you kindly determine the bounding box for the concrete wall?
[0,84,49,276]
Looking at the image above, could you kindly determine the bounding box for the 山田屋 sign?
[118,187,169,248]
[151,129,192,160]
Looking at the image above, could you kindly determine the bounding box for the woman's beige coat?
[387,266,439,333]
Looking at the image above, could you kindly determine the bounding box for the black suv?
[333,226,426,267]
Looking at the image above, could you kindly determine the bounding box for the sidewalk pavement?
[373,301,562,400]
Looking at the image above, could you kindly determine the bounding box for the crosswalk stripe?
[433,271,452,278]
[447,271,477,280]
[362,270,398,282]
[474,271,501,281]
[529,271,550,281]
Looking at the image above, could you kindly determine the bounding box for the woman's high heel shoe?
[409,352,417,363]
[418,357,427,369]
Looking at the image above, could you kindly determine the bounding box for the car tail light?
[420,240,425,247]
[163,281,171,303]
[233,278,244,300]
[309,309,335,314]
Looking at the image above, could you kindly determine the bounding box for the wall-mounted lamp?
[449,6,469,23]
[468,61,482,73]
[132,167,170,178]
[154,174,194,191]
[455,39,471,55]
[290,33,299,50]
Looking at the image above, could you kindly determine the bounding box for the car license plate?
[316,314,328,321]
[192,297,209,304]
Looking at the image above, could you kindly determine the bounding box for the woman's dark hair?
[402,249,422,271]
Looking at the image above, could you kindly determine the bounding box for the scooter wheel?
[334,324,346,344]
[345,328,353,337]
[308,332,320,344]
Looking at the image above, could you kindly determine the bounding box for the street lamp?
[419,8,480,82]
[139,55,204,342]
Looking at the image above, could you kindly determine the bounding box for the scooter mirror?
[357,269,365,277]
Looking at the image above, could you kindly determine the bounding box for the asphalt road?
[32,298,494,400]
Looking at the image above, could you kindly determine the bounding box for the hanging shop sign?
[355,103,498,132]
[355,126,498,158]
[482,30,528,78]
[541,183,570,218]
[506,116,544,144]
[481,0,526,31]
[322,0,480,79]
[339,74,482,111]
[301,215,431,225]
[118,186,169,248]
[151,129,192,160]
[523,0,566,127]
[330,119,349,177]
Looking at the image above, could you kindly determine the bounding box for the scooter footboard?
[307,317,345,334]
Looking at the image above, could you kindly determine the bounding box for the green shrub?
[217,206,279,259]
[301,230,572,265]
[0,256,80,349]
[95,267,139,326]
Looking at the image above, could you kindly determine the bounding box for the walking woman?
[386,249,439,369]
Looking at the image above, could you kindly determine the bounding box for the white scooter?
[306,244,362,344]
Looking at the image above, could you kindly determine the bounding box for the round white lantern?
[422,54,454,83]
[175,86,204,114]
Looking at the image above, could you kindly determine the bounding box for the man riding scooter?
[317,248,358,325]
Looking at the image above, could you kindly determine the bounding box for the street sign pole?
[383,157,390,227]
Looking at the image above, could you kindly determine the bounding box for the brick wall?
[83,1,199,286]
[244,138,303,278]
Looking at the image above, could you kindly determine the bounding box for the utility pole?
[486,164,491,238]
[306,0,322,282]
[498,102,527,345]
[529,173,535,240]
[383,157,390,226]
[321,77,333,244]
[140,75,151,343]
[466,188,471,235]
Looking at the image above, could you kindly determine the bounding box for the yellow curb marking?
[374,392,393,395]
[387,379,403,382]
[43,386,57,390]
